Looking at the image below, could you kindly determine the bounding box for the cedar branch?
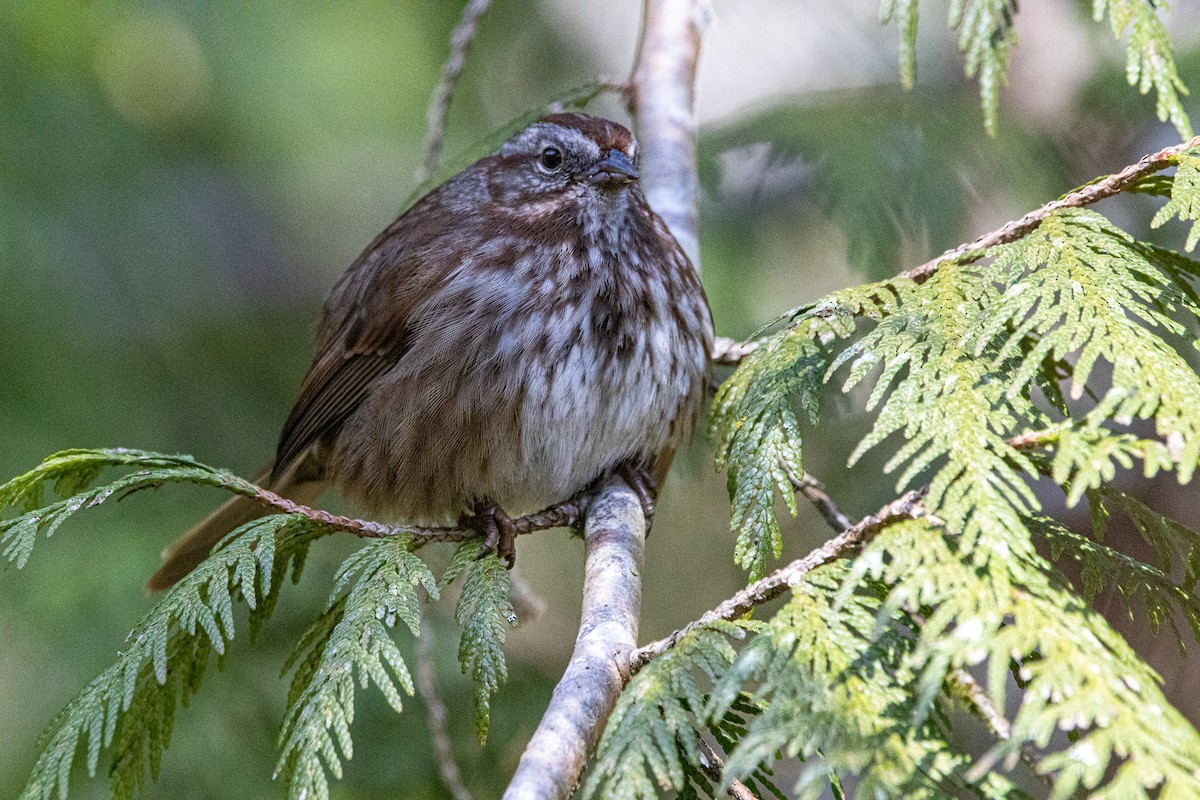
[712,135,1200,367]
[236,479,589,544]
[901,134,1200,282]
[629,487,931,670]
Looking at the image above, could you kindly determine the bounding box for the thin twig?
[781,460,856,533]
[503,478,646,799]
[630,487,930,670]
[420,0,494,183]
[415,621,477,800]
[545,75,632,115]
[950,668,1050,787]
[235,477,588,544]
[707,135,1200,369]
[902,134,1200,283]
[507,568,548,623]
[693,733,760,800]
[949,668,1012,740]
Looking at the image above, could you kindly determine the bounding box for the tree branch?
[231,479,589,545]
[712,335,759,366]
[630,0,710,267]
[900,134,1200,282]
[781,460,856,533]
[502,478,646,799]
[630,487,930,670]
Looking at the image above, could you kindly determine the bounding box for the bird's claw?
[462,500,517,568]
[617,463,657,535]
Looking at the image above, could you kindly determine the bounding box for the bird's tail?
[147,454,327,591]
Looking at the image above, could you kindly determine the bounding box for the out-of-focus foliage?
[700,92,1064,281]
[1093,0,1193,137]
[881,0,1192,137]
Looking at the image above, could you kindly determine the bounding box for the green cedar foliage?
[582,620,764,800]
[709,560,1028,800]
[1152,152,1200,250]
[686,146,1200,796]
[454,550,516,744]
[882,0,1192,137]
[0,450,512,800]
[275,538,436,800]
[599,143,1200,799]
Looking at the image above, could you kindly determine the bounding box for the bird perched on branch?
[149,113,713,590]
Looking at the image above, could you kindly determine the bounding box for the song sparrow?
[149,112,713,590]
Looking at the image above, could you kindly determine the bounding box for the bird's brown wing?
[271,162,492,480]
[273,352,398,472]
[272,226,439,479]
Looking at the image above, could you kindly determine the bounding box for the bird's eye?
[539,146,564,170]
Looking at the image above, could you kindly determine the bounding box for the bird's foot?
[461,499,517,568]
[617,463,658,535]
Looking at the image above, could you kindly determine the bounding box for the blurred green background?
[2,2,1199,797]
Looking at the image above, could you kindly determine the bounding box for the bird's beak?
[587,150,639,188]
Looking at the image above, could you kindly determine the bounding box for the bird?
[149,112,713,591]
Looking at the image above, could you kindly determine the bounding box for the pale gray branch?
[631,0,711,268]
[712,335,760,366]
[502,479,646,799]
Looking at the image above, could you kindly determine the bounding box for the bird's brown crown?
[538,112,636,156]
